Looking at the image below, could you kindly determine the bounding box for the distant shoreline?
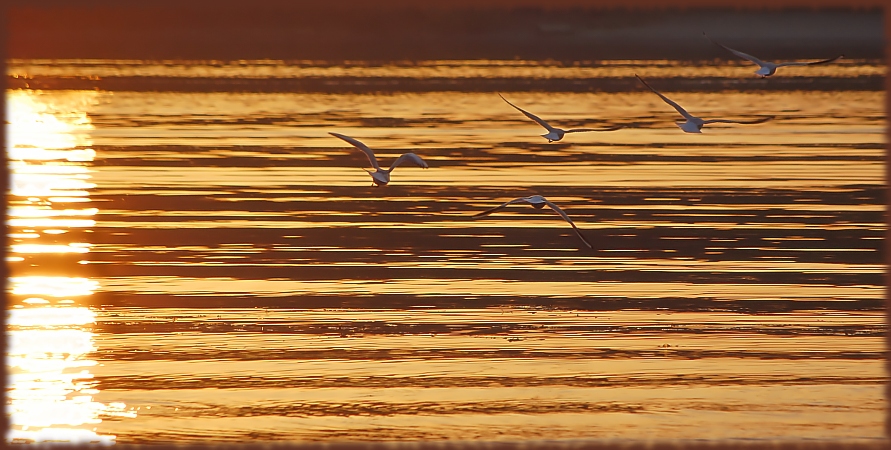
[8,8,882,61]
[7,75,882,93]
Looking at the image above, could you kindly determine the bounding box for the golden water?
[5,60,886,444]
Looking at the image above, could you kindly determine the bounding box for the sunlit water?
[5,59,886,444]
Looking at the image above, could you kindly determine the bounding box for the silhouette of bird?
[472,195,593,249]
[499,94,623,143]
[330,132,428,187]
[635,75,773,133]
[704,32,843,78]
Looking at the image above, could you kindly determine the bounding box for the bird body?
[704,32,843,78]
[330,132,428,186]
[499,94,622,142]
[472,195,593,249]
[635,75,773,133]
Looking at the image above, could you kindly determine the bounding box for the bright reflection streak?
[7,147,96,162]
[6,90,132,445]
[4,302,128,445]
[7,91,94,150]
[6,307,136,445]
[9,207,100,217]
[11,244,91,254]
[10,277,99,298]
[7,219,96,228]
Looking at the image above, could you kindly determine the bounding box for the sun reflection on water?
[6,305,136,445]
[6,90,134,445]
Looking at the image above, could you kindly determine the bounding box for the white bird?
[472,195,593,249]
[330,132,428,187]
[704,32,843,78]
[499,94,622,143]
[635,75,773,134]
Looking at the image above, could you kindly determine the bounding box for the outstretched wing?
[702,116,774,125]
[388,152,429,172]
[565,125,625,133]
[776,55,844,68]
[703,32,768,67]
[330,132,382,171]
[499,94,557,133]
[543,201,593,249]
[635,75,694,120]
[471,197,531,219]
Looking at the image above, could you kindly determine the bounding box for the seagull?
[472,195,593,249]
[635,75,773,133]
[499,94,622,143]
[704,32,843,78]
[330,132,428,187]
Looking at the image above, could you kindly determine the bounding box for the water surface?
[5,59,886,444]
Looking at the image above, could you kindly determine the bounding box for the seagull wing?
[389,152,429,172]
[702,116,774,125]
[543,201,593,249]
[565,125,625,133]
[775,55,844,68]
[635,75,695,120]
[330,132,382,171]
[704,32,768,67]
[472,197,532,219]
[499,94,557,133]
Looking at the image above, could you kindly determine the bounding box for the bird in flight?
[472,195,593,249]
[704,32,843,78]
[499,94,623,143]
[330,132,428,187]
[635,75,773,133]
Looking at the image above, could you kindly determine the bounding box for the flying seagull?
[472,195,593,249]
[330,132,428,187]
[499,94,623,143]
[704,32,843,78]
[635,75,773,134]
